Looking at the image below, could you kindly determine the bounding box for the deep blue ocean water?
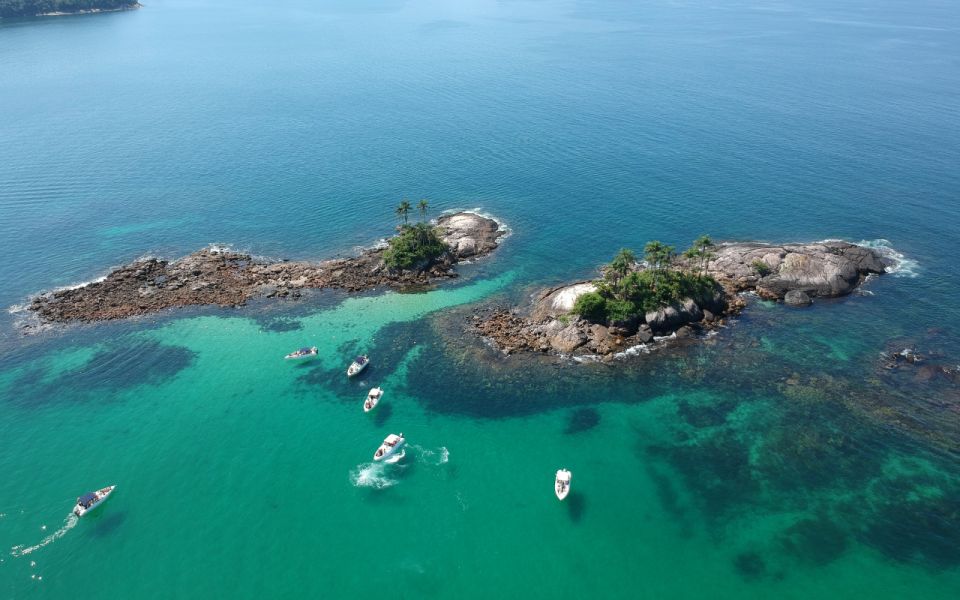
[1,1,960,597]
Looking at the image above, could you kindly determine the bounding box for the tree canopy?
[572,237,721,325]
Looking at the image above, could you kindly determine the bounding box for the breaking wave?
[856,239,919,278]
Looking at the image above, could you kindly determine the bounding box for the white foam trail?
[409,445,450,466]
[10,514,77,557]
[856,239,919,278]
[350,463,398,489]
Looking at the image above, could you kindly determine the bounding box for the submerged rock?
[784,290,812,307]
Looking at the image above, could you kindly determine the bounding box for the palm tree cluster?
[396,199,430,225]
[384,199,446,270]
[573,236,719,323]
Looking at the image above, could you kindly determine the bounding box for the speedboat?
[373,433,405,463]
[285,346,317,360]
[364,387,383,412]
[73,485,116,517]
[347,355,369,377]
[555,469,572,501]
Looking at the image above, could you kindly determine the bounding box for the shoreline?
[37,3,141,18]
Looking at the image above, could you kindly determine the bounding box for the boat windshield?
[354,356,366,364]
[298,347,311,353]
[78,492,97,507]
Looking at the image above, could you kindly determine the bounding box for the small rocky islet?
[472,240,892,359]
[26,211,505,326]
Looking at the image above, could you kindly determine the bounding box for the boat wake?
[350,462,399,489]
[10,513,77,557]
[408,445,450,466]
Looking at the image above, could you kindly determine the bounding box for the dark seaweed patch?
[56,340,195,391]
[856,473,960,570]
[646,467,693,537]
[778,516,848,567]
[6,340,195,406]
[733,551,766,581]
[259,318,303,333]
[677,397,736,429]
[564,408,600,434]
[648,430,759,521]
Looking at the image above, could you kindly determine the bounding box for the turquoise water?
[2,0,960,597]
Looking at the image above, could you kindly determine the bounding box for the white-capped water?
[10,513,77,558]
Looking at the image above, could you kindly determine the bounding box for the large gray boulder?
[437,212,504,259]
[707,241,888,298]
[784,290,813,306]
[549,323,589,353]
[645,299,703,334]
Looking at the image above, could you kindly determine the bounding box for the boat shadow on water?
[85,511,128,538]
[565,492,586,523]
[373,402,393,427]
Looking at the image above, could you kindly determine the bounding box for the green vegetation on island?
[0,0,137,18]
[573,235,721,323]
[382,199,449,270]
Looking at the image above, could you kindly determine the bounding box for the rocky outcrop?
[473,240,888,360]
[706,241,889,300]
[438,212,504,259]
[28,212,504,325]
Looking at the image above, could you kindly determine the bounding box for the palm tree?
[396,200,412,225]
[644,241,665,290]
[417,199,429,222]
[644,241,675,290]
[608,248,636,292]
[694,234,715,278]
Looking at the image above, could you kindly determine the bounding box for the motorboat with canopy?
[73,485,116,517]
[285,346,318,360]
[347,355,369,377]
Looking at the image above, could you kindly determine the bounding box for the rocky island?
[27,210,504,325]
[474,238,891,359]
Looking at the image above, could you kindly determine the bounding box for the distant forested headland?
[0,0,139,18]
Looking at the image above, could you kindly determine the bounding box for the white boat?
[364,387,383,412]
[285,346,317,360]
[373,432,405,462]
[347,355,369,377]
[73,485,116,517]
[555,469,572,501]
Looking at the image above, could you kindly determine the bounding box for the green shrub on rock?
[572,291,607,323]
[383,223,448,271]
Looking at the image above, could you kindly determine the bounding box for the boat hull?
[555,470,571,501]
[347,362,369,377]
[363,388,383,412]
[73,485,116,517]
